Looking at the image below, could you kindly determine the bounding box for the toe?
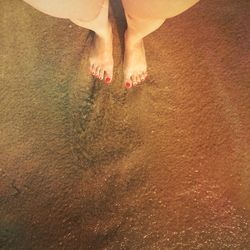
[90,64,95,75]
[99,69,104,80]
[124,80,133,89]
[104,69,113,84]
[138,72,144,82]
[141,71,147,81]
[137,74,144,84]
[140,74,145,82]
[105,75,112,84]
[136,74,141,85]
[131,74,138,86]
[95,66,101,78]
[123,72,133,89]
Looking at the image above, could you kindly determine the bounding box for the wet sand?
[0,0,250,249]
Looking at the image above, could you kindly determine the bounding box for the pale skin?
[23,0,199,88]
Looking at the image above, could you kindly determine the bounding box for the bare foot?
[89,23,113,84]
[123,30,148,89]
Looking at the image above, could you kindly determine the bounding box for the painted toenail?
[125,82,132,89]
[105,77,111,84]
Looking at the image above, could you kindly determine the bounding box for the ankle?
[125,29,143,47]
[95,21,112,40]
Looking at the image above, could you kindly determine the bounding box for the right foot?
[89,23,113,84]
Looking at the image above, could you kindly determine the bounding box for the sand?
[0,0,250,249]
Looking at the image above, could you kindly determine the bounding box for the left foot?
[123,30,148,89]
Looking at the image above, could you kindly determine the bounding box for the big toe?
[103,68,113,84]
[123,72,133,89]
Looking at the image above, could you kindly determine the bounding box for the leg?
[23,0,113,83]
[121,0,199,88]
[23,0,105,21]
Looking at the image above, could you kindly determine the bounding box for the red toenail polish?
[105,77,111,84]
[125,82,132,89]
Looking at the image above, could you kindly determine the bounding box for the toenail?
[125,82,132,89]
[105,77,111,84]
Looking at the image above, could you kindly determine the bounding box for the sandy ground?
[0,0,250,249]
